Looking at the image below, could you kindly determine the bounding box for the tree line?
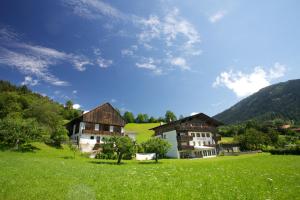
[122,110,181,123]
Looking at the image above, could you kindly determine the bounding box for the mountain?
[214,79,300,124]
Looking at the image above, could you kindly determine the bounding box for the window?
[203,141,206,146]
[196,133,200,137]
[208,141,211,145]
[109,126,114,132]
[90,136,94,140]
[198,141,201,146]
[191,133,195,137]
[193,141,196,146]
[95,124,99,131]
[206,133,210,137]
[201,133,205,137]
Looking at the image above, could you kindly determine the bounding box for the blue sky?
[0,0,299,118]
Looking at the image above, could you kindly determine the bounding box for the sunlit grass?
[0,143,299,200]
[124,123,159,143]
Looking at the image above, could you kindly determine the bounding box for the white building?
[150,113,222,159]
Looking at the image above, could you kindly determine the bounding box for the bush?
[269,147,300,155]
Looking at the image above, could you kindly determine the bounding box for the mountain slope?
[214,79,300,124]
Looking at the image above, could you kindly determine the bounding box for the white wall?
[163,130,179,158]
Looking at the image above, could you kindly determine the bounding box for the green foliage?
[98,136,135,164]
[0,80,81,148]
[0,117,42,150]
[141,137,171,162]
[165,110,177,122]
[214,79,300,124]
[123,111,135,123]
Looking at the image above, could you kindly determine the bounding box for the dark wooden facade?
[151,113,222,151]
[65,103,126,136]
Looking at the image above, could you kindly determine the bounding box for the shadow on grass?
[45,142,64,149]
[88,160,125,165]
[0,144,40,152]
[137,161,162,165]
[61,156,75,159]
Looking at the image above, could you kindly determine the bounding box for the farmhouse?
[151,113,222,159]
[66,103,126,152]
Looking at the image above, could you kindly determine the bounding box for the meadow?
[124,123,159,143]
[0,143,299,200]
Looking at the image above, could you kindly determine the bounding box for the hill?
[124,123,159,143]
[214,79,300,124]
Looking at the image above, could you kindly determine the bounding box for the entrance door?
[96,136,101,143]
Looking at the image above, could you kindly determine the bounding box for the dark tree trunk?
[117,152,123,164]
[155,153,158,163]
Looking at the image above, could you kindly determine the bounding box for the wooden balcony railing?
[179,145,194,150]
[82,129,123,136]
[177,135,193,141]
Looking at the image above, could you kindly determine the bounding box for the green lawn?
[124,123,159,143]
[0,143,299,200]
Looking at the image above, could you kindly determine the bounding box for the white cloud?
[121,45,138,57]
[213,63,287,98]
[72,90,77,94]
[63,0,127,20]
[170,57,190,70]
[96,57,113,68]
[21,76,38,86]
[73,104,81,109]
[110,98,117,103]
[135,57,162,75]
[209,10,227,23]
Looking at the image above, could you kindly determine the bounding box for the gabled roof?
[66,102,125,126]
[150,113,223,131]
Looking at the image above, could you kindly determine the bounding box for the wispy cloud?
[170,57,190,71]
[213,63,287,98]
[135,57,162,75]
[63,0,127,20]
[0,26,112,85]
[63,1,201,75]
[209,10,227,23]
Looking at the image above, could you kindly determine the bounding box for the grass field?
[124,123,159,143]
[0,143,299,200]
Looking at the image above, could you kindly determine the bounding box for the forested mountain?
[214,79,300,124]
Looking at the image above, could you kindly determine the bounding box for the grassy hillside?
[0,143,299,199]
[214,79,300,124]
[124,123,159,143]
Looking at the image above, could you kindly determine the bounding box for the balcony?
[177,135,193,141]
[179,145,194,150]
[82,129,123,136]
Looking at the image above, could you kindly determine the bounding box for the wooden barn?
[66,102,126,153]
[150,113,222,159]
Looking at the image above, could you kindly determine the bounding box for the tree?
[65,100,73,110]
[50,125,69,147]
[123,111,135,123]
[143,114,149,123]
[165,110,177,122]
[68,140,78,159]
[234,128,267,150]
[111,136,135,164]
[149,116,157,123]
[142,137,171,162]
[0,117,42,150]
[135,113,145,123]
